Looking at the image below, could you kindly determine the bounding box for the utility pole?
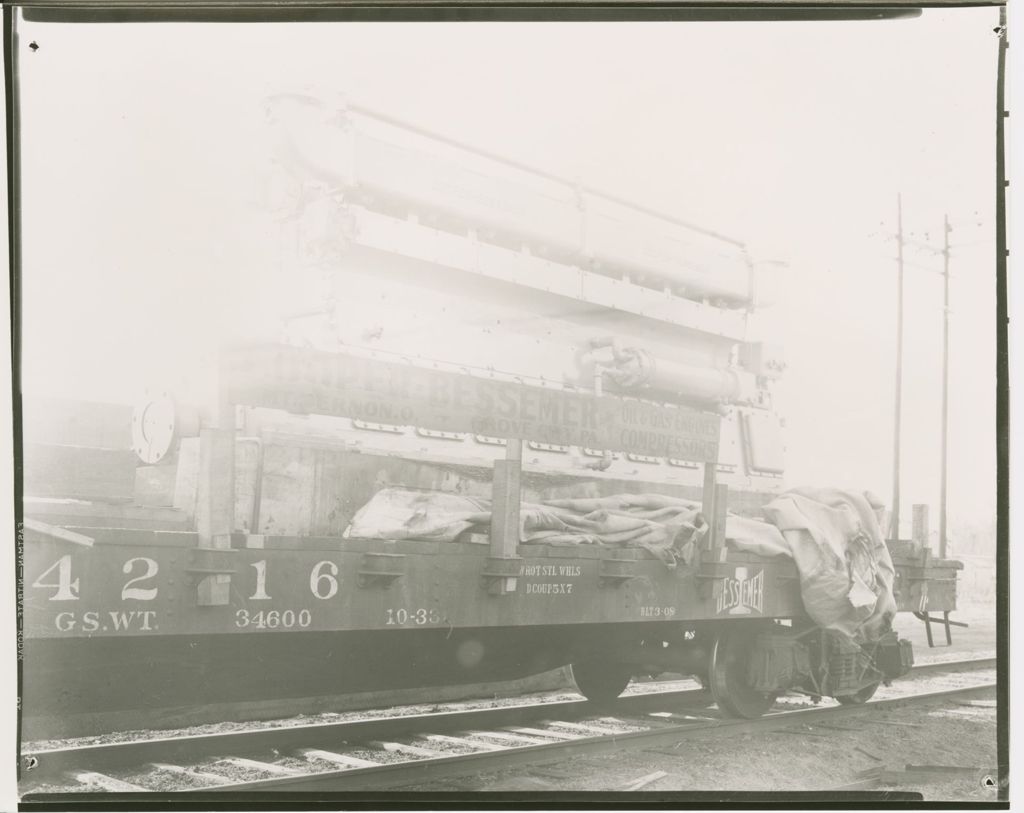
[939,215,951,558]
[890,194,904,540]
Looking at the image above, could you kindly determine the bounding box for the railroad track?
[20,656,996,795]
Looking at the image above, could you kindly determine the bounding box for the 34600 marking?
[235,608,312,629]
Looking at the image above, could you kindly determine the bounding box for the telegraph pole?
[890,194,904,540]
[939,215,951,558]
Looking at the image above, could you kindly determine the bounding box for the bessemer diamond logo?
[715,566,765,616]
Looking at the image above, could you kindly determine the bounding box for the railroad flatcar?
[20,95,962,738]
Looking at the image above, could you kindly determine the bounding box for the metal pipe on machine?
[581,338,758,407]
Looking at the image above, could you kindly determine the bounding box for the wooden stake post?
[701,463,728,551]
[193,382,237,606]
[702,463,717,547]
[696,462,729,599]
[486,439,523,594]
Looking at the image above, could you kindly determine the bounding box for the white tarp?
[760,487,897,642]
[345,486,897,641]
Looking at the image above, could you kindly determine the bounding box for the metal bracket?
[356,552,406,588]
[599,557,637,587]
[186,548,237,607]
[186,547,237,576]
[694,548,731,599]
[481,556,522,595]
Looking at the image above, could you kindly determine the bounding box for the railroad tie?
[422,734,504,752]
[299,749,381,768]
[220,757,304,775]
[464,730,550,746]
[648,712,715,722]
[149,763,235,785]
[504,726,578,741]
[369,741,444,758]
[72,772,147,792]
[546,720,622,736]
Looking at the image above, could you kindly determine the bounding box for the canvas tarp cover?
[344,487,896,640]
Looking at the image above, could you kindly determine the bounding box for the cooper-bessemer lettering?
[224,346,721,462]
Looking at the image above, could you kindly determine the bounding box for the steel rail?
[909,656,996,677]
[21,656,995,792]
[206,681,997,793]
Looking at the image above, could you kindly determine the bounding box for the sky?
[14,8,1001,531]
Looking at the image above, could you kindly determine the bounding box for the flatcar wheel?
[570,659,632,703]
[708,628,778,719]
[836,682,880,705]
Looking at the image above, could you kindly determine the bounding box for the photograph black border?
[4,2,1009,809]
